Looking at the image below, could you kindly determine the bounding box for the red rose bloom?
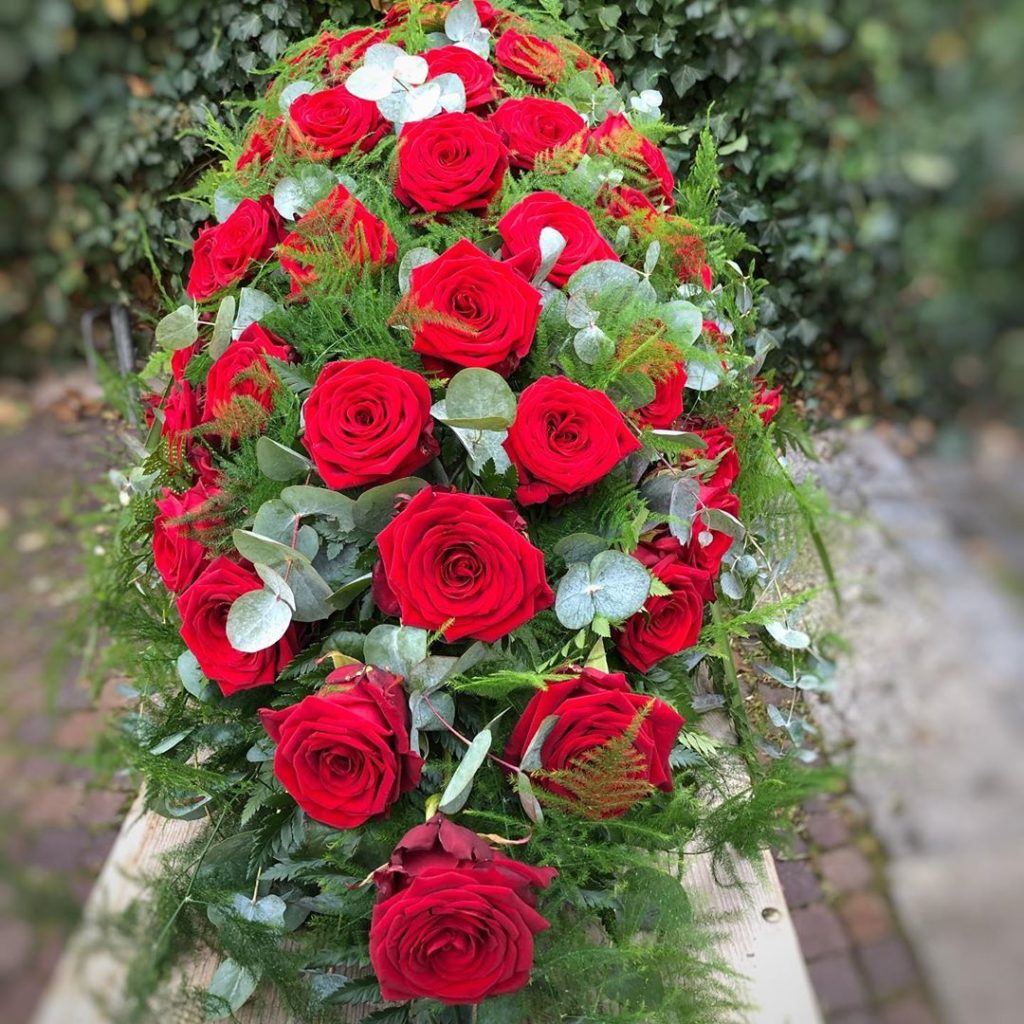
[170,341,200,382]
[236,116,282,170]
[615,558,714,672]
[754,379,783,425]
[495,30,566,86]
[665,220,709,283]
[374,487,554,642]
[152,480,220,594]
[565,41,615,84]
[631,363,688,429]
[278,183,396,296]
[186,196,283,302]
[498,191,618,287]
[288,84,388,160]
[393,112,509,214]
[177,556,299,696]
[370,815,555,1004]
[504,666,683,815]
[590,113,675,210]
[682,421,740,489]
[490,97,586,170]
[144,380,200,451]
[423,45,501,110]
[301,358,438,489]
[503,376,641,506]
[202,324,293,438]
[598,183,659,223]
[259,663,423,830]
[404,238,541,375]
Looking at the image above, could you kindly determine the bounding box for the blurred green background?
[2,0,1021,428]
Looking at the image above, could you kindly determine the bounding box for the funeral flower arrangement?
[91,2,835,1021]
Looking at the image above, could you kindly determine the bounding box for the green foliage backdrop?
[4,0,1022,422]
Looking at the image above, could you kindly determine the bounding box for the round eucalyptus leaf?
[531,227,567,287]
[281,486,355,529]
[765,620,811,650]
[352,477,428,535]
[176,650,214,701]
[433,73,466,113]
[253,499,300,546]
[662,299,703,347]
[518,714,559,773]
[207,959,261,1020]
[684,355,721,391]
[232,287,277,339]
[363,42,405,70]
[398,246,438,293]
[445,0,482,40]
[566,294,597,329]
[567,260,641,298]
[363,624,429,679]
[226,587,294,653]
[253,563,296,609]
[213,186,243,223]
[279,80,316,113]
[668,477,701,541]
[554,532,609,564]
[643,240,662,276]
[411,689,455,731]
[589,550,651,621]
[720,571,744,600]
[554,562,596,629]
[443,368,517,430]
[155,305,198,351]
[574,324,614,364]
[393,52,429,86]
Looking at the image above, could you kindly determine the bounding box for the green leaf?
[149,728,194,755]
[516,771,544,823]
[209,295,235,360]
[352,477,428,535]
[281,486,355,528]
[364,625,428,678]
[589,550,651,620]
[155,305,198,350]
[438,728,492,814]
[206,959,261,1020]
[554,561,595,629]
[439,368,517,430]
[177,650,215,701]
[327,572,372,611]
[518,714,559,772]
[226,582,294,653]
[255,437,312,481]
[554,533,609,564]
[208,893,287,931]
[765,620,810,650]
[231,531,331,621]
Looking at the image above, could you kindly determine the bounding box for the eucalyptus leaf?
[398,246,438,293]
[573,324,614,364]
[720,571,744,600]
[410,655,459,693]
[518,715,558,772]
[233,287,277,339]
[327,572,372,612]
[253,499,300,546]
[643,240,661,275]
[279,80,316,112]
[149,728,194,755]
[554,533,609,564]
[273,164,336,220]
[516,771,544,824]
[438,728,492,814]
[554,562,595,630]
[668,477,701,541]
[700,505,746,540]
[765,620,811,650]
[531,227,567,287]
[441,368,517,430]
[155,305,197,351]
[207,959,261,1020]
[410,690,455,731]
[445,0,482,40]
[281,486,355,528]
[684,355,721,391]
[589,550,651,620]
[255,437,312,481]
[363,624,428,678]
[209,295,235,361]
[662,299,703,347]
[432,403,511,475]
[226,586,294,653]
[213,185,242,223]
[177,650,215,702]
[352,477,428,535]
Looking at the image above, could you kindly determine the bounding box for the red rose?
[503,376,641,506]
[186,196,283,302]
[278,183,396,296]
[754,379,783,425]
[152,480,221,594]
[598,183,659,223]
[565,41,615,85]
[187,443,222,488]
[631,363,688,429]
[144,380,200,452]
[664,220,709,283]
[236,116,283,170]
[504,666,683,816]
[177,556,299,696]
[404,237,541,375]
[590,113,675,210]
[498,191,618,287]
[370,815,555,1004]
[202,324,293,439]
[170,341,200,382]
[495,30,566,86]
[374,487,554,642]
[301,358,438,489]
[489,97,586,170]
[259,663,422,830]
[384,1,497,29]
[288,84,388,160]
[681,421,740,489]
[393,112,508,214]
[615,558,714,672]
[423,45,501,111]
[324,28,390,75]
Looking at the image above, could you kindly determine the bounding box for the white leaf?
[432,72,466,113]
[279,80,316,114]
[393,53,428,86]
[362,42,406,71]
[456,29,491,59]
[344,64,395,102]
[531,227,566,287]
[402,81,443,122]
[445,0,482,41]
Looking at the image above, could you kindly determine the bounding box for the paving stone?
[857,937,919,999]
[776,857,823,907]
[25,827,95,874]
[808,952,870,1014]
[773,833,809,860]
[839,891,894,944]
[805,810,852,850]
[831,1011,881,1024]
[880,994,940,1024]
[791,903,849,959]
[820,847,875,893]
[0,917,33,975]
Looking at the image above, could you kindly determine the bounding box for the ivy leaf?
[206,959,261,1020]
[155,305,197,350]
[438,728,492,814]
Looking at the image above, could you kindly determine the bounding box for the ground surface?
[1,372,1020,1024]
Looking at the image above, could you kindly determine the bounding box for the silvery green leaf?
[352,477,429,535]
[589,550,651,621]
[567,260,640,297]
[457,29,491,59]
[684,356,721,391]
[662,299,703,347]
[765,620,811,650]
[440,418,511,475]
[256,437,312,481]
[432,72,466,113]
[735,554,759,579]
[554,533,609,564]
[614,224,631,253]
[284,560,333,621]
[245,736,275,762]
[364,42,406,70]
[155,305,197,350]
[150,792,213,821]
[445,0,481,40]
[344,64,395,101]
[747,328,778,377]
[209,295,235,361]
[609,370,656,411]
[630,88,663,116]
[398,247,438,293]
[644,240,662,276]
[273,164,335,220]
[226,586,294,653]
[254,499,300,546]
[573,324,614,364]
[149,728,193,755]
[438,728,492,814]
[233,529,310,569]
[668,476,701,541]
[411,690,454,731]
[281,486,355,529]
[531,227,566,288]
[424,32,450,48]
[254,563,297,608]
[566,294,597,329]
[700,505,745,540]
[441,367,517,430]
[213,185,242,223]
[555,562,595,630]
[516,771,543,823]
[410,655,458,693]
[393,52,429,86]
[207,959,261,1020]
[720,571,744,600]
[177,650,215,701]
[364,624,428,679]
[737,283,754,315]
[279,80,316,113]
[232,287,277,339]
[518,715,559,773]
[327,572,372,611]
[209,893,287,930]
[400,80,443,123]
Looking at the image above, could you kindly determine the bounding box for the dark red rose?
[503,376,641,506]
[590,113,675,210]
[504,666,683,815]
[754,379,783,425]
[278,183,396,296]
[144,380,200,451]
[186,196,283,302]
[201,324,293,439]
[177,556,299,696]
[615,558,714,672]
[384,1,497,29]
[301,358,438,489]
[393,112,508,214]
[404,237,541,375]
[495,29,566,86]
[288,84,388,160]
[423,45,501,110]
[498,191,618,287]
[170,341,200,382]
[187,443,222,488]
[370,815,555,1004]
[259,663,422,830]
[631,363,687,429]
[681,421,740,489]
[324,28,390,75]
[565,41,615,84]
[489,97,586,170]
[152,480,221,595]
[700,263,714,290]
[663,219,709,283]
[598,183,659,223]
[236,115,283,170]
[374,487,554,642]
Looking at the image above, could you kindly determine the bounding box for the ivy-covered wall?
[4,0,1021,424]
